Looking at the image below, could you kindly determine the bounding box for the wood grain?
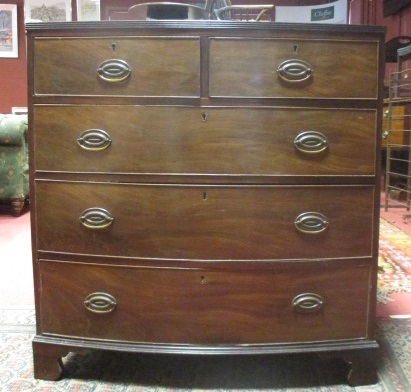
[39,259,371,344]
[35,181,375,260]
[33,105,376,176]
[33,37,200,97]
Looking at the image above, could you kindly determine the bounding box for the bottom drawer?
[38,260,372,345]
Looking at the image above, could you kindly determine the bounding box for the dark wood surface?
[33,37,200,97]
[39,259,371,343]
[209,38,379,99]
[32,34,378,99]
[35,182,374,260]
[27,21,384,385]
[33,105,377,176]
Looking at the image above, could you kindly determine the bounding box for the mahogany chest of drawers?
[26,21,384,386]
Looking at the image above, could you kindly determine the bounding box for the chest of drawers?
[26,21,384,386]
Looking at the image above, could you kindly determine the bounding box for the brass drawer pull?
[294,212,329,234]
[79,207,114,229]
[292,293,324,314]
[77,129,112,151]
[84,292,117,314]
[294,131,328,154]
[277,59,313,83]
[97,59,131,82]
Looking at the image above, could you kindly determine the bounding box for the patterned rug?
[1,219,410,391]
[0,311,410,391]
[378,219,411,304]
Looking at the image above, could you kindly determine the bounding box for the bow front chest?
[26,21,384,386]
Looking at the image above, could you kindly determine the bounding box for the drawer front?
[209,38,379,99]
[382,105,409,147]
[33,37,200,97]
[39,260,371,344]
[35,182,374,260]
[33,105,376,176]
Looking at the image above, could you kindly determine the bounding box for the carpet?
[0,311,410,390]
[0,218,410,391]
[378,219,411,304]
[0,310,410,392]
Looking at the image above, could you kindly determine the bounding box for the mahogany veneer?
[26,21,384,386]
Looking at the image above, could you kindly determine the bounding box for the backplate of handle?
[79,207,114,230]
[84,292,117,314]
[294,131,329,154]
[292,293,324,314]
[294,212,329,234]
[77,129,112,151]
[97,59,131,82]
[277,59,313,83]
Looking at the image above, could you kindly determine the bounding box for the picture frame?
[77,0,100,21]
[24,0,72,23]
[0,4,18,58]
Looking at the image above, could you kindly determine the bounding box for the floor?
[0,209,34,306]
[380,191,411,236]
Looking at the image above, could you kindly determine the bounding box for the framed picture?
[77,0,100,21]
[0,4,18,58]
[24,0,72,23]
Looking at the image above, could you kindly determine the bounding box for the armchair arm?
[0,114,28,146]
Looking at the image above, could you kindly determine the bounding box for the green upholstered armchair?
[0,114,29,216]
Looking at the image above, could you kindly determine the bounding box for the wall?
[349,0,411,86]
[349,0,411,40]
[0,0,350,112]
[100,0,335,20]
[0,0,27,113]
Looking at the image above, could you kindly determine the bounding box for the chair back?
[109,1,231,20]
[215,4,274,21]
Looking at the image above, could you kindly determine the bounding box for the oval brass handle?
[277,59,313,83]
[292,293,324,314]
[77,129,112,151]
[97,59,131,82]
[79,208,114,230]
[84,292,117,314]
[294,131,329,154]
[294,212,329,234]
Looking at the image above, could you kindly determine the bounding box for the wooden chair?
[109,1,229,21]
[108,1,274,21]
[384,43,411,212]
[214,3,274,21]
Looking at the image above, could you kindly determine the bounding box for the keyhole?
[200,276,207,284]
[202,192,207,201]
[201,113,208,123]
[111,43,116,51]
[293,45,298,54]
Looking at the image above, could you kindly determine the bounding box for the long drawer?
[33,37,200,97]
[33,105,376,176]
[38,259,371,344]
[35,182,375,260]
[209,38,379,99]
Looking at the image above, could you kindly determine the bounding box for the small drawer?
[35,182,374,260]
[33,105,376,176]
[209,38,379,99]
[382,105,410,148]
[33,37,200,97]
[38,259,371,344]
